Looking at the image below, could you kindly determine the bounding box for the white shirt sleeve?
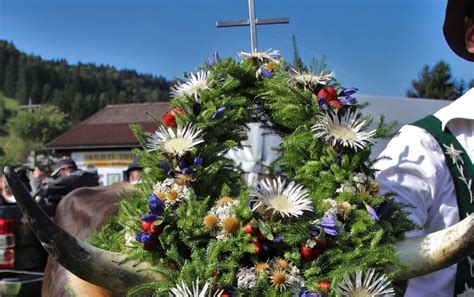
[374,124,457,237]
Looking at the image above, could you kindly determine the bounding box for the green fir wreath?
[90,49,415,297]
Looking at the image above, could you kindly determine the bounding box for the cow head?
[3,166,474,292]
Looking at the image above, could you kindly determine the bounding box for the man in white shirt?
[374,1,474,296]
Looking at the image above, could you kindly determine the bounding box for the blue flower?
[211,106,226,120]
[309,225,321,237]
[274,234,283,244]
[136,231,147,243]
[312,216,338,236]
[178,159,187,170]
[365,203,380,222]
[159,161,171,173]
[148,194,165,216]
[206,51,219,67]
[340,87,358,97]
[260,67,273,78]
[299,290,322,297]
[317,97,328,110]
[340,95,357,105]
[375,203,390,219]
[193,155,203,166]
[139,232,157,245]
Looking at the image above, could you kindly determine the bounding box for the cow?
[42,182,134,297]
[3,166,474,296]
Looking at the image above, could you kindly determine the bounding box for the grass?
[0,91,19,111]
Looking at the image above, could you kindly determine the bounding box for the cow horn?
[393,212,474,280]
[3,166,164,294]
[6,167,474,286]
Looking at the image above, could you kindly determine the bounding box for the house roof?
[47,102,170,150]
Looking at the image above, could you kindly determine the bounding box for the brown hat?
[443,0,474,61]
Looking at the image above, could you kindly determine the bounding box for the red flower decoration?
[317,86,341,109]
[299,244,320,261]
[162,111,177,128]
[319,281,330,293]
[244,223,253,234]
[141,220,154,233]
[252,241,262,253]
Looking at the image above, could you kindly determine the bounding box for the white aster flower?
[147,124,204,157]
[312,112,376,151]
[170,278,222,297]
[237,267,257,289]
[153,178,193,206]
[338,269,395,297]
[170,71,211,100]
[336,181,356,194]
[289,68,335,89]
[287,264,305,292]
[239,49,280,63]
[458,283,474,297]
[252,177,313,218]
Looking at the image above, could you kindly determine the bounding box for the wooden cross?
[216,0,289,53]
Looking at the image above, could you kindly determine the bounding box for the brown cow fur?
[42,182,134,297]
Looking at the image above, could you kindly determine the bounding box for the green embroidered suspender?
[412,115,474,296]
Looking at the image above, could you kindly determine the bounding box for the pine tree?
[407,60,464,100]
[3,56,17,97]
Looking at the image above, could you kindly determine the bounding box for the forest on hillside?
[0,40,171,123]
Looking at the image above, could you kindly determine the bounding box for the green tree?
[1,105,70,165]
[407,60,466,100]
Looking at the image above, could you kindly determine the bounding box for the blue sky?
[0,0,472,97]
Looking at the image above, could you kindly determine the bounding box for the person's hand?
[33,166,43,178]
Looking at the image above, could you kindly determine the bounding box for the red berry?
[221,292,231,297]
[299,244,320,261]
[162,112,177,128]
[319,281,330,293]
[141,220,154,232]
[252,241,262,253]
[244,223,253,234]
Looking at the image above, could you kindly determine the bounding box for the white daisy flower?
[147,124,204,157]
[170,278,222,297]
[170,71,211,100]
[289,68,335,89]
[312,112,376,151]
[239,49,280,63]
[153,178,193,206]
[337,269,395,297]
[237,267,257,289]
[252,177,313,218]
